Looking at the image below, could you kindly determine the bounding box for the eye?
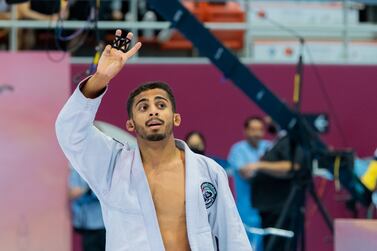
[138,103,148,112]
[157,102,167,109]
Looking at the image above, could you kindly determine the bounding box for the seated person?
[0,0,10,49]
[16,0,67,49]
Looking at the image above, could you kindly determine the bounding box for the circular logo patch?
[201,182,217,209]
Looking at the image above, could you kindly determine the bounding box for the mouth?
[146,118,164,129]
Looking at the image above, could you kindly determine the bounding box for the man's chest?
[145,164,186,215]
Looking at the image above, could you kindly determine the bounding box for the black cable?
[92,0,100,43]
[72,0,103,84]
[45,0,94,63]
[45,0,66,63]
[304,45,349,147]
[53,5,91,54]
[257,10,348,146]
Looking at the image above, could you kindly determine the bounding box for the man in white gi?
[56,29,252,251]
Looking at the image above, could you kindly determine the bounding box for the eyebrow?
[155,96,169,103]
[135,98,148,107]
[135,96,169,107]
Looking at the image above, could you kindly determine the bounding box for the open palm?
[96,30,142,81]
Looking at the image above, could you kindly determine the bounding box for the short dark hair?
[244,116,264,129]
[127,81,176,117]
[185,131,206,145]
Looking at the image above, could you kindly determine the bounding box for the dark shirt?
[251,135,307,213]
[30,0,60,15]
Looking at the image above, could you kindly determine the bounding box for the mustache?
[145,118,165,126]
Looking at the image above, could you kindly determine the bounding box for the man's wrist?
[81,73,109,98]
[91,72,111,86]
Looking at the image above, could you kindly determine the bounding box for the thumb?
[103,44,112,56]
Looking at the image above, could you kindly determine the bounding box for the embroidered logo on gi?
[201,182,217,209]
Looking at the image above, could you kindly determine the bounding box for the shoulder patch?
[201,182,217,209]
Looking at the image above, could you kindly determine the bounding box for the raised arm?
[56,30,142,197]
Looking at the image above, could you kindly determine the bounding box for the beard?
[134,120,174,142]
[146,133,166,141]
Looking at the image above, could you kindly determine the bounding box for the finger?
[112,29,125,53]
[125,42,142,58]
[125,32,133,51]
[103,44,112,56]
[126,32,133,41]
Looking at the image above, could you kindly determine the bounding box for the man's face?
[245,119,265,147]
[126,88,180,141]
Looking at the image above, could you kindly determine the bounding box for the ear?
[173,113,181,127]
[126,119,135,132]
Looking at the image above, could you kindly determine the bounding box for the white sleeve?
[55,78,125,198]
[208,164,253,251]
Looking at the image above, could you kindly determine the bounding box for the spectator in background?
[228,116,272,251]
[69,166,105,251]
[247,132,306,251]
[68,0,122,21]
[185,130,206,155]
[0,0,10,49]
[67,0,125,54]
[17,0,62,21]
[110,0,124,21]
[185,130,231,170]
[0,0,10,20]
[16,0,68,49]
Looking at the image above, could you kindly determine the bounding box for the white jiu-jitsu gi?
[55,80,252,251]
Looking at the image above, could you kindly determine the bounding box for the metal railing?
[0,1,376,64]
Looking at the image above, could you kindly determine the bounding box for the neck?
[137,134,179,167]
[248,140,259,148]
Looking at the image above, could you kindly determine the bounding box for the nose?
[149,109,159,117]
[149,104,159,117]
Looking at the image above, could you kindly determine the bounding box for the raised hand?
[96,30,142,82]
[82,29,142,98]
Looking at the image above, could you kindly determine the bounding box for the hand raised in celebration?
[97,29,141,82]
[82,29,142,98]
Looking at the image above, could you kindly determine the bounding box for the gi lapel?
[178,140,203,250]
